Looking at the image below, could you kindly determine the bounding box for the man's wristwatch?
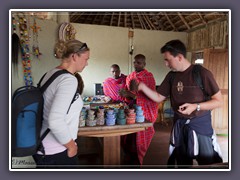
[196,103,201,111]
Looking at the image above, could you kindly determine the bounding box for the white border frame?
[9,9,231,172]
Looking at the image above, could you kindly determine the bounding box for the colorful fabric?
[126,69,158,164]
[103,74,127,102]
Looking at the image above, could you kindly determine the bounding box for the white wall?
[72,24,129,96]
[11,18,187,97]
[133,29,187,85]
[73,24,187,95]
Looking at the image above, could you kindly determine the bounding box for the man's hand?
[119,89,128,97]
[130,79,139,92]
[178,103,197,115]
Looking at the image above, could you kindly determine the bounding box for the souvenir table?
[78,122,153,166]
[89,102,124,109]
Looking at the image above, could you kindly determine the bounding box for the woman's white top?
[38,68,83,155]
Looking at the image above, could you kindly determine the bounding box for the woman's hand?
[64,139,78,157]
[67,143,78,157]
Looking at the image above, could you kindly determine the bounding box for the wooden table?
[78,122,153,166]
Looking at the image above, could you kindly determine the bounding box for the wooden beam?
[142,13,153,30]
[137,13,144,29]
[69,12,84,22]
[84,14,91,23]
[142,14,152,30]
[156,12,164,30]
[145,14,157,30]
[190,18,205,25]
[164,12,177,31]
[138,14,147,29]
[131,13,135,29]
[110,12,114,26]
[118,12,121,27]
[178,12,190,30]
[92,14,99,24]
[187,16,227,33]
[198,12,207,25]
[124,12,127,27]
[150,16,160,30]
[100,13,106,25]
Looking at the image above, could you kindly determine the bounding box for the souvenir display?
[11,13,45,85]
[30,18,42,59]
[79,107,87,127]
[126,108,136,124]
[116,108,126,125]
[90,102,125,109]
[78,104,145,128]
[96,108,105,126]
[86,109,96,127]
[135,105,145,123]
[18,15,33,86]
[58,22,76,41]
[105,109,116,126]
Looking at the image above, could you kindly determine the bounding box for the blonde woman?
[33,40,89,168]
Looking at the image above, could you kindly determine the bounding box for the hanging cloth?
[12,33,20,71]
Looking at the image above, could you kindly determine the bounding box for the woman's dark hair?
[75,73,84,95]
[161,39,187,58]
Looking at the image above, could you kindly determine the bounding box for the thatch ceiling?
[69,11,228,32]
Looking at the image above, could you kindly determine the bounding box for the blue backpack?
[12,69,77,157]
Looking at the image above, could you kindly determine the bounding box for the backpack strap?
[37,72,47,88]
[39,69,70,93]
[38,69,78,113]
[192,64,204,91]
[67,88,79,113]
[37,128,51,155]
[192,64,210,101]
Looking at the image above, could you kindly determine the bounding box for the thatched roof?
[69,11,228,32]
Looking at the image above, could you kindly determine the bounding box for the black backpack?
[169,64,210,101]
[12,69,77,157]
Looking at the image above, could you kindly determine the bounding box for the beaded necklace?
[30,17,42,59]
[18,15,33,86]
[12,15,17,33]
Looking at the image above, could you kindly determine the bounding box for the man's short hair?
[134,54,146,61]
[111,64,120,70]
[161,39,187,58]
